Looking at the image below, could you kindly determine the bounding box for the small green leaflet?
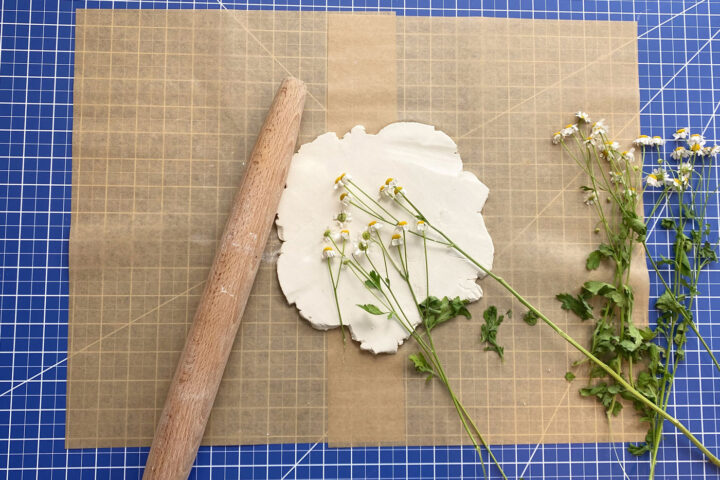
[564,371,576,382]
[582,281,625,306]
[419,296,471,331]
[479,306,506,360]
[660,218,676,230]
[675,247,692,277]
[623,212,646,239]
[585,243,613,270]
[555,293,593,320]
[364,270,382,290]
[523,310,539,326]
[409,352,435,382]
[357,304,384,315]
[699,241,718,262]
[655,289,683,314]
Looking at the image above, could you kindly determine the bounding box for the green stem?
[327,259,346,343]
[441,237,720,466]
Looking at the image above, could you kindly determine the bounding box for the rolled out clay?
[276,122,494,354]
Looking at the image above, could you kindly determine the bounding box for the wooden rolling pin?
[142,77,307,480]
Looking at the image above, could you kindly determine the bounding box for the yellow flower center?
[323,246,333,252]
[565,124,574,129]
[334,173,346,184]
[691,144,701,152]
[648,174,657,181]
[341,229,349,235]
[340,193,348,200]
[368,221,377,227]
[652,136,661,140]
[554,131,562,136]
[639,134,649,138]
[397,221,407,226]
[391,234,401,240]
[417,220,425,225]
[676,128,686,133]
[394,186,403,193]
[385,177,394,185]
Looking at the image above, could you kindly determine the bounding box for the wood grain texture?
[142,77,307,480]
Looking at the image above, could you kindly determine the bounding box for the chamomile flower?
[591,120,608,136]
[670,146,689,160]
[645,173,662,188]
[673,128,689,140]
[335,211,352,226]
[416,220,428,232]
[334,173,351,190]
[583,136,597,147]
[391,233,403,246]
[678,162,693,177]
[704,145,720,157]
[576,111,591,123]
[352,241,367,259]
[645,167,667,188]
[600,140,620,153]
[393,186,405,197]
[651,136,665,147]
[367,220,383,233]
[690,143,703,155]
[379,184,395,200]
[357,238,369,252]
[669,176,688,191]
[561,123,579,137]
[339,192,352,207]
[322,246,336,259]
[621,148,635,162]
[609,171,624,184]
[385,177,397,188]
[688,133,706,147]
[395,221,409,233]
[552,131,563,144]
[584,190,598,206]
[634,135,651,147]
[340,229,351,241]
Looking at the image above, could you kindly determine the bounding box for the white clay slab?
[276,122,494,354]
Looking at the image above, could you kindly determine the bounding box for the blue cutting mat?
[1,0,720,478]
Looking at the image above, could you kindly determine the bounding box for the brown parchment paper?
[68,10,648,448]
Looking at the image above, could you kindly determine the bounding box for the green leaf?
[660,218,676,230]
[409,352,434,380]
[564,371,576,382]
[624,212,647,238]
[369,270,382,289]
[676,247,692,277]
[699,241,718,262]
[586,250,605,270]
[655,290,682,314]
[419,296,471,331]
[683,204,696,219]
[556,293,594,320]
[628,442,650,456]
[618,325,643,353]
[582,281,616,296]
[357,304,384,315]
[480,306,505,360]
[523,310,539,326]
